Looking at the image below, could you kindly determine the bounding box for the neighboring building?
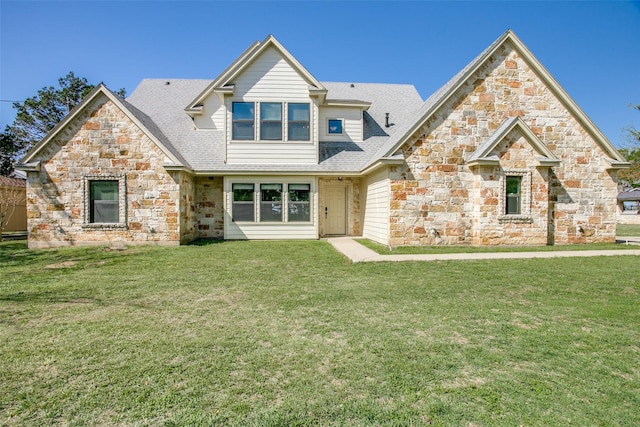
[0,175,27,233]
[18,31,629,248]
[618,188,640,224]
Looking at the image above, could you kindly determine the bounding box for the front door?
[324,186,347,235]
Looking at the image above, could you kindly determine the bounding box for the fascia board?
[21,85,184,167]
[375,30,625,166]
[377,30,513,161]
[185,40,261,109]
[506,33,627,163]
[20,84,106,164]
[471,116,559,162]
[360,158,405,176]
[324,100,372,109]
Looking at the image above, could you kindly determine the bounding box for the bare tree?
[0,178,27,241]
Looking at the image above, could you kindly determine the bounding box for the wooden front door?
[324,186,347,235]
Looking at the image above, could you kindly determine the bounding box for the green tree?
[0,72,125,176]
[0,126,18,176]
[618,104,640,188]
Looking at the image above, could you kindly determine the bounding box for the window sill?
[231,221,313,225]
[498,215,533,224]
[230,140,313,144]
[82,223,128,230]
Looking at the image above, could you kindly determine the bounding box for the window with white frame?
[230,182,311,223]
[260,183,283,222]
[288,103,310,141]
[260,102,282,140]
[231,102,310,142]
[83,175,126,228]
[232,183,255,222]
[232,102,255,140]
[288,184,311,222]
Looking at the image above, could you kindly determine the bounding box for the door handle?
[325,206,328,218]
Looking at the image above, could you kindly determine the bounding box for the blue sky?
[1,1,639,148]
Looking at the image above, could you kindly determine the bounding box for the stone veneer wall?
[194,176,224,239]
[318,177,361,236]
[388,41,618,246]
[470,131,551,246]
[26,96,182,247]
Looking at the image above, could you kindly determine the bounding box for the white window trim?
[229,101,312,143]
[82,174,127,229]
[498,169,533,223]
[228,179,314,224]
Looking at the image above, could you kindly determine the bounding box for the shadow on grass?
[188,238,225,246]
[0,290,102,305]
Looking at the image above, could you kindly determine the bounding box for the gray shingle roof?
[125,79,423,173]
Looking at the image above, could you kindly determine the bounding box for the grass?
[357,224,640,255]
[357,239,639,255]
[617,223,640,236]
[1,239,639,425]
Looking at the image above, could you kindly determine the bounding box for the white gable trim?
[19,84,184,167]
[186,35,327,112]
[466,117,561,168]
[371,30,627,169]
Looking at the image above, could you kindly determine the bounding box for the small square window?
[328,119,343,135]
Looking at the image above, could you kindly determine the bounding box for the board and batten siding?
[223,176,318,240]
[362,168,390,245]
[225,46,318,164]
[318,107,363,142]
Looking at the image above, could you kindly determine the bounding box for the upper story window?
[288,103,310,141]
[328,118,343,135]
[232,102,255,140]
[232,102,310,142]
[260,103,282,140]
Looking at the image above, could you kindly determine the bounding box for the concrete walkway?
[327,236,640,263]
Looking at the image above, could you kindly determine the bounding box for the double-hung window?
[260,103,282,140]
[288,103,310,141]
[232,102,255,140]
[260,184,283,222]
[83,175,126,228]
[505,176,522,215]
[288,184,310,222]
[232,183,255,222]
[90,180,119,223]
[231,182,311,223]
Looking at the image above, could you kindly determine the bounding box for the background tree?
[0,127,18,176]
[618,104,640,188]
[0,72,125,176]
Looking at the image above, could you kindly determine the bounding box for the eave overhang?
[15,161,41,172]
[324,99,372,110]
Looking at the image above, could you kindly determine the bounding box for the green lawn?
[617,223,640,236]
[1,240,639,426]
